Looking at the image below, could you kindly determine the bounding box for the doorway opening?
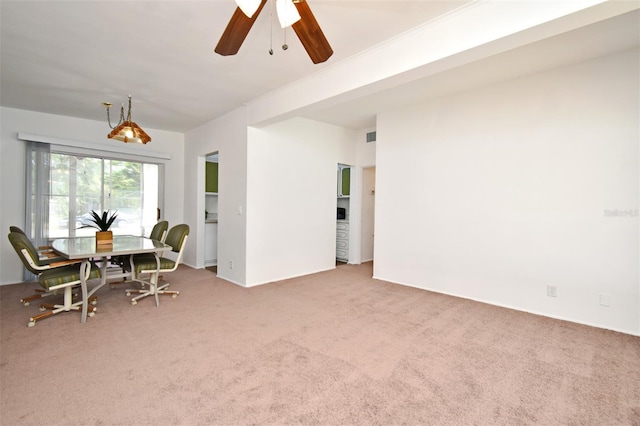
[336,163,352,265]
[205,151,219,273]
[361,166,376,263]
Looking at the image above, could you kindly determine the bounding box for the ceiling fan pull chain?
[282,26,288,51]
[268,0,274,55]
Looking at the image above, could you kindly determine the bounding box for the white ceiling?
[0,0,471,132]
[1,1,638,134]
[305,7,640,128]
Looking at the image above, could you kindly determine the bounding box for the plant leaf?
[105,211,118,230]
[77,210,118,231]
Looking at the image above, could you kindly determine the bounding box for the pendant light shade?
[108,121,151,144]
[275,0,300,28]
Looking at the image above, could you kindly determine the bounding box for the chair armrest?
[20,248,80,271]
[48,259,83,268]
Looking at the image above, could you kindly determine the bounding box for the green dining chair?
[8,231,102,327]
[108,220,169,289]
[149,220,169,242]
[9,226,76,306]
[125,224,189,306]
[10,226,65,262]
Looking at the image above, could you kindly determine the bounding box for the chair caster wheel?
[126,292,131,296]
[172,294,178,298]
[39,306,46,312]
[131,300,137,306]
[23,302,30,307]
[88,311,95,318]
[28,321,35,327]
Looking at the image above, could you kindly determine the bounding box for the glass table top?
[52,235,171,259]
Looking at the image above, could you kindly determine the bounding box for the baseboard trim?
[372,275,639,337]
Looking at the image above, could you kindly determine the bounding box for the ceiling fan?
[215,0,333,64]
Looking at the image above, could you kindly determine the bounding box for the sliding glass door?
[47,152,161,238]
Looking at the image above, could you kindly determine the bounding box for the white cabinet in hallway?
[205,222,217,266]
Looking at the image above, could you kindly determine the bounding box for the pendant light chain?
[105,102,125,130]
[126,95,133,122]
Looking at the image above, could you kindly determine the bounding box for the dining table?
[52,234,172,323]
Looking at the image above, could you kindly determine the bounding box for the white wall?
[245,118,356,286]
[183,107,248,285]
[374,49,639,335]
[361,167,376,262]
[349,128,377,264]
[0,107,185,285]
[184,114,360,287]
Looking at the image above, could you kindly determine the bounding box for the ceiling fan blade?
[292,0,333,64]
[215,0,267,56]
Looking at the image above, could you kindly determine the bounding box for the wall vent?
[366,131,377,143]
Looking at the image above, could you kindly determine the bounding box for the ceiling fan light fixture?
[104,95,151,144]
[215,0,332,64]
[234,0,262,18]
[276,0,301,28]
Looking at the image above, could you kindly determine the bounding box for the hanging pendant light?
[103,95,151,144]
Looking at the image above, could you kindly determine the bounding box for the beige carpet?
[1,263,639,425]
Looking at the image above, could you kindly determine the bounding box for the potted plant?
[80,210,118,245]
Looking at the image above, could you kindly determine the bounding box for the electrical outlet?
[547,285,557,297]
[229,260,233,270]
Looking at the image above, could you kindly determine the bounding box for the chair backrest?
[8,231,42,275]
[9,226,26,235]
[165,224,189,254]
[160,224,189,271]
[149,220,169,242]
